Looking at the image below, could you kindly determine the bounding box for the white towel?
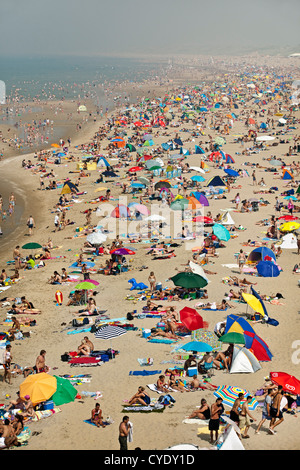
[128,421,133,443]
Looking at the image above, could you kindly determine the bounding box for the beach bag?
[266,317,279,327]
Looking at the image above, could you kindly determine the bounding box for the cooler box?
[142,329,151,338]
[43,400,54,410]
[187,367,197,377]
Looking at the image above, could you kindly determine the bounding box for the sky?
[0,0,299,58]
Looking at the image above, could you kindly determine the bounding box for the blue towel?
[129,370,161,376]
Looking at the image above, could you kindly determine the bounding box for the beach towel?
[147,338,177,344]
[182,418,209,425]
[69,357,103,367]
[32,407,61,421]
[129,370,161,376]
[122,404,164,413]
[84,419,112,426]
[147,383,178,394]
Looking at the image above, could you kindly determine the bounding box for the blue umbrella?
[191,175,205,182]
[212,224,231,241]
[256,260,280,277]
[181,341,213,353]
[224,169,239,177]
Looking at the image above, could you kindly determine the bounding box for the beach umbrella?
[138,177,150,186]
[214,385,259,410]
[94,324,127,358]
[86,232,107,245]
[283,196,297,201]
[130,182,145,189]
[179,307,204,331]
[256,260,280,278]
[51,376,77,406]
[212,224,231,242]
[269,159,282,166]
[278,215,299,221]
[22,242,43,250]
[270,372,300,395]
[170,272,208,289]
[242,293,266,316]
[193,215,213,224]
[191,175,205,182]
[170,198,189,211]
[20,373,57,406]
[128,166,144,173]
[279,222,300,232]
[243,332,273,362]
[224,314,255,336]
[214,136,226,146]
[110,247,135,256]
[110,205,131,218]
[102,170,118,177]
[247,246,276,263]
[131,203,149,216]
[181,340,213,353]
[144,214,166,222]
[75,281,97,290]
[219,332,246,345]
[85,279,99,286]
[224,169,239,177]
[155,181,171,190]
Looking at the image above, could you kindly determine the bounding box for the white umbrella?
[86,232,107,245]
[190,166,206,174]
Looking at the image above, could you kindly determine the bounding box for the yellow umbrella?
[242,293,265,316]
[20,373,57,406]
[279,222,300,232]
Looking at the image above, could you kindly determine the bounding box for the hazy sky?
[1,0,299,57]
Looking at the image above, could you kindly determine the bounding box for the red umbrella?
[179,307,204,331]
[128,166,144,173]
[277,215,299,221]
[270,372,300,394]
[193,216,214,224]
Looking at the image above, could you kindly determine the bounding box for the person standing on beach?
[208,397,224,443]
[252,170,257,186]
[255,388,275,434]
[26,215,35,236]
[119,416,131,450]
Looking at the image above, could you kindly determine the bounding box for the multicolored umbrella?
[214,385,259,410]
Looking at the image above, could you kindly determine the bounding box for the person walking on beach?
[230,392,244,425]
[239,395,257,438]
[269,385,285,435]
[252,170,257,186]
[237,249,246,274]
[26,215,35,236]
[255,388,275,434]
[119,415,131,450]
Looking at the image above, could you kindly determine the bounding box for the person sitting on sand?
[20,395,35,418]
[66,290,82,306]
[73,298,98,316]
[187,398,211,420]
[156,375,169,393]
[91,403,106,428]
[47,271,62,284]
[77,339,91,356]
[127,386,151,406]
[7,316,21,340]
[168,373,188,393]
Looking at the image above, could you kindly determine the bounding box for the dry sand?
[0,56,300,452]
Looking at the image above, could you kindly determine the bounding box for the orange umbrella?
[20,373,57,406]
[187,196,203,211]
[51,143,60,148]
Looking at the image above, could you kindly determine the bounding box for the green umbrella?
[22,242,43,250]
[149,166,161,171]
[51,376,77,406]
[170,198,189,211]
[74,282,96,290]
[219,332,246,345]
[170,272,208,289]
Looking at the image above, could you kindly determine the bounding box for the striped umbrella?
[214,385,259,410]
[94,325,127,358]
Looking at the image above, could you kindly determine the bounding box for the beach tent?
[220,211,235,225]
[229,345,261,374]
[206,176,226,187]
[282,169,293,180]
[125,143,136,152]
[195,145,205,154]
[110,205,131,219]
[218,425,245,451]
[61,181,79,194]
[223,154,235,164]
[277,233,298,249]
[97,156,111,168]
[247,246,276,264]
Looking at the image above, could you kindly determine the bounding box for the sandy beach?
[0,54,300,452]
